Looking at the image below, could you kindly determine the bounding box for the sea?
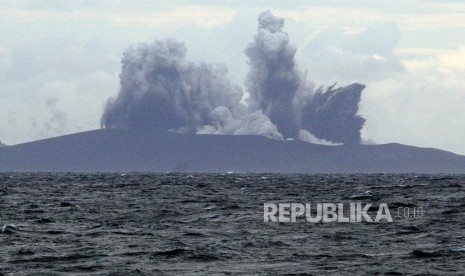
[0,173,464,275]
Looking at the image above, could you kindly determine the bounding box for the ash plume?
[244,11,365,144]
[102,11,367,145]
[101,39,282,139]
[245,11,301,139]
[301,83,366,144]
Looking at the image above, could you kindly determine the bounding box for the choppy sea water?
[0,173,464,275]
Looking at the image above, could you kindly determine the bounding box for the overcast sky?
[1,0,465,154]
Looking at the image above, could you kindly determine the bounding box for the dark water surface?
[1,173,464,275]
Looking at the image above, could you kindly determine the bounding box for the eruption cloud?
[102,11,366,145]
[301,83,366,144]
[245,11,301,138]
[101,39,282,139]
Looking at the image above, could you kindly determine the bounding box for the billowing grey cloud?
[301,83,366,144]
[101,39,283,139]
[245,10,302,138]
[102,11,366,144]
[245,11,366,143]
[196,107,283,139]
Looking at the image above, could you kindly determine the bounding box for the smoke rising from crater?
[245,11,301,138]
[101,40,283,139]
[101,11,366,144]
[302,83,366,144]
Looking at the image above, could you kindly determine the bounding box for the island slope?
[0,129,464,173]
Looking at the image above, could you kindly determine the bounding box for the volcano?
[0,129,464,173]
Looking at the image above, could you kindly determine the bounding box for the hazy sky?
[1,0,465,154]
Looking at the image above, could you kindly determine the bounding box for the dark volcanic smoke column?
[101,40,243,131]
[101,11,367,145]
[100,39,284,139]
[301,83,366,145]
[245,11,302,139]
